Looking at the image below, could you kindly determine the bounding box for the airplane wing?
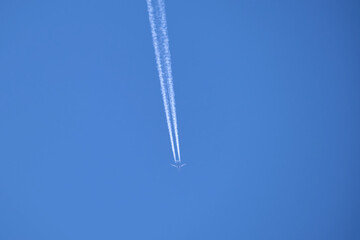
[171,163,186,169]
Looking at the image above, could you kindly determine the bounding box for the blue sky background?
[1,0,359,239]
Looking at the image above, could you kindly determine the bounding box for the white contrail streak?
[146,0,181,164]
[157,0,181,163]
[146,0,176,161]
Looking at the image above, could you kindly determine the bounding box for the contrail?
[146,0,176,162]
[146,0,182,164]
[157,0,181,163]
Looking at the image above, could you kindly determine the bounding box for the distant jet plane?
[171,163,186,169]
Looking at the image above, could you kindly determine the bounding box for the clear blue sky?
[1,1,359,239]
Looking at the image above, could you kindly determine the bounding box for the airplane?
[171,163,186,169]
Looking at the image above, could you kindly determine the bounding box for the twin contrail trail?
[146,0,182,166]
